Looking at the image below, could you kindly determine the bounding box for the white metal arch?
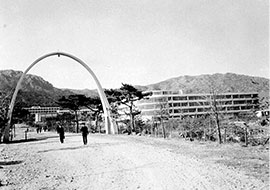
[3,52,117,142]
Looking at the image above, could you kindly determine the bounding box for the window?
[246,100,252,104]
[233,100,245,105]
[253,99,259,104]
[252,94,258,98]
[188,96,200,100]
[181,102,188,107]
[188,108,196,113]
[173,96,187,101]
[240,94,251,98]
[225,101,232,105]
[189,102,201,107]
[227,106,240,111]
[173,103,181,107]
[241,106,248,110]
[182,109,189,113]
[203,108,211,112]
[174,109,181,113]
[216,95,225,99]
[197,108,204,112]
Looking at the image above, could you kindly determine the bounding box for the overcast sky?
[0,0,268,90]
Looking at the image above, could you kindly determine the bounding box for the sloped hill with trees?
[64,88,98,97]
[0,70,74,107]
[142,73,269,98]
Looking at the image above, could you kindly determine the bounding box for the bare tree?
[153,100,170,138]
[198,80,226,144]
[0,90,13,142]
[206,91,223,143]
[204,78,234,143]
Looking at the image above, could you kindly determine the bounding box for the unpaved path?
[0,133,268,190]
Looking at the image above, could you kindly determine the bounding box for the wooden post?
[204,127,206,141]
[25,130,27,140]
[245,127,248,146]
[224,128,227,143]
[13,124,16,138]
[169,120,172,138]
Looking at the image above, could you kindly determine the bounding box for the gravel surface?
[0,132,269,190]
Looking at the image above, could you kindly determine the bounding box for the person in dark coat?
[56,124,65,143]
[80,124,89,145]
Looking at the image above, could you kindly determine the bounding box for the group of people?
[36,125,48,133]
[56,124,89,145]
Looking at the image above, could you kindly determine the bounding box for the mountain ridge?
[0,70,75,106]
[0,70,269,107]
[142,72,269,93]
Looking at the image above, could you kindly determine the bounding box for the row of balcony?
[141,105,258,117]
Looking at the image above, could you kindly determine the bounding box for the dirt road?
[0,132,268,190]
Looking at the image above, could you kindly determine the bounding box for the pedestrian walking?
[56,124,65,143]
[80,124,89,145]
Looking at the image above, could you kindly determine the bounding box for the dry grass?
[124,134,269,184]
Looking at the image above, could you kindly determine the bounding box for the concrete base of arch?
[106,116,118,135]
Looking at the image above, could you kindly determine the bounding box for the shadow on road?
[5,137,50,144]
[0,160,23,166]
[4,133,81,144]
[38,142,125,153]
[38,145,89,153]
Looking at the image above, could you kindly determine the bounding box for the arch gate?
[3,52,118,142]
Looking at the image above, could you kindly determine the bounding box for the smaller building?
[24,106,60,122]
[24,106,94,122]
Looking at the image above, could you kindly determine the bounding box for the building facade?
[24,106,60,122]
[24,106,93,122]
[135,90,259,120]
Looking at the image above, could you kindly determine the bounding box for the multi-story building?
[24,106,93,122]
[25,106,60,114]
[135,90,259,120]
[24,106,60,122]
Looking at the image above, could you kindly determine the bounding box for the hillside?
[141,73,269,98]
[0,70,74,107]
[64,88,98,97]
